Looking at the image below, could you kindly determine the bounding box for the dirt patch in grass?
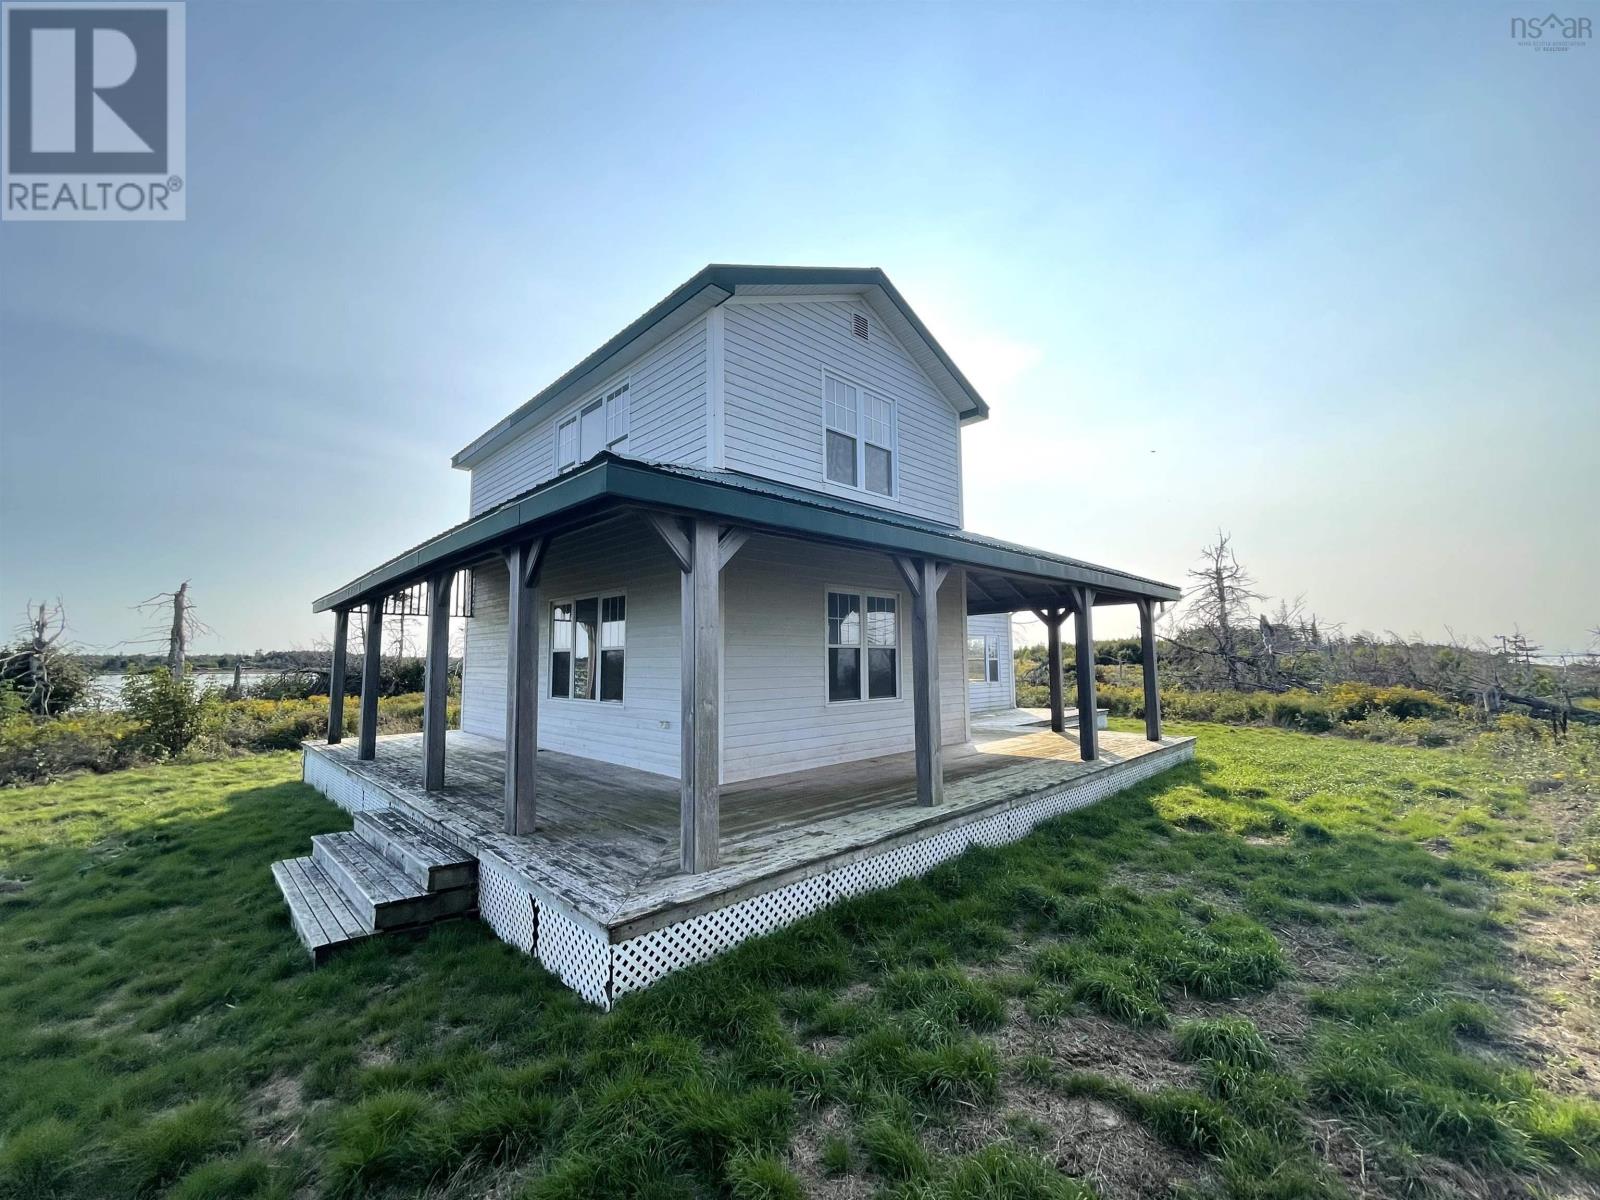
[786,1107,873,1200]
[1504,793,1600,1102]
[998,1010,1198,1093]
[948,1086,1209,1200]
[247,1074,307,1148]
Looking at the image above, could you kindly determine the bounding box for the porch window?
[550,593,625,702]
[827,590,898,702]
[823,374,896,497]
[968,634,1000,684]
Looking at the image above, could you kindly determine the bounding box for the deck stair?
[272,809,478,963]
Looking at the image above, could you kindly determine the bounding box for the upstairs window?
[823,374,895,496]
[556,379,629,472]
[827,589,899,702]
[605,382,630,446]
[824,377,858,487]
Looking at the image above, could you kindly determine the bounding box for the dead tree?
[133,582,212,678]
[1177,533,1263,690]
[2,599,76,714]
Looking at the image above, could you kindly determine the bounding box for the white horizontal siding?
[468,321,708,515]
[463,527,972,786]
[459,515,682,776]
[966,612,1015,714]
[722,534,967,785]
[722,300,962,526]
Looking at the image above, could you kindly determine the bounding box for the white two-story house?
[278,265,1189,1007]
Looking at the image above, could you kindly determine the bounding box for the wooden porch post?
[1032,606,1068,734]
[1137,597,1162,742]
[1071,585,1098,761]
[645,513,748,873]
[327,608,349,745]
[422,571,454,792]
[502,540,546,835]
[358,601,383,761]
[896,556,949,807]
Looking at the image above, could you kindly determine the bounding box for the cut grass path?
[1,724,1596,1199]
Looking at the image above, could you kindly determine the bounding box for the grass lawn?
[1,723,1597,1200]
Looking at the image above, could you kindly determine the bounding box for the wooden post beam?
[502,538,547,834]
[1071,585,1098,761]
[422,571,454,792]
[1137,596,1162,742]
[357,601,383,761]
[327,608,349,745]
[682,519,722,873]
[894,555,949,807]
[1032,606,1069,734]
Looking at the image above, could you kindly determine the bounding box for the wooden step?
[354,807,477,892]
[272,856,375,964]
[312,831,476,931]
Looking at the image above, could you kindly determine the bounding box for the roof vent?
[852,313,869,341]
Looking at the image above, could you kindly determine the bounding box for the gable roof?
[452,265,990,470]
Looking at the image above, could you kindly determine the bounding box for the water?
[87,670,277,709]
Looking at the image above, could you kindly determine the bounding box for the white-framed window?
[826,589,899,702]
[967,634,1000,684]
[550,593,626,702]
[823,374,896,497]
[556,379,630,472]
[605,382,630,446]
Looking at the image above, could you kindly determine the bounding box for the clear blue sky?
[2,1,1596,656]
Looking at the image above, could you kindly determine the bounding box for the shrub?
[121,669,216,757]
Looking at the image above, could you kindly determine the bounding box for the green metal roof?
[313,456,1180,613]
[451,265,990,469]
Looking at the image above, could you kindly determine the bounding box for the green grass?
[1,725,1597,1198]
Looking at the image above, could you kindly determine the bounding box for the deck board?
[306,726,1188,933]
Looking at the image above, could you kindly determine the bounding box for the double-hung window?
[824,375,895,497]
[556,381,630,472]
[827,590,899,702]
[967,634,1000,684]
[550,593,625,701]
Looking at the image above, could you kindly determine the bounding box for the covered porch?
[304,722,1193,936]
[312,455,1182,879]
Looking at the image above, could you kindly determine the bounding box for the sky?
[1,0,1596,658]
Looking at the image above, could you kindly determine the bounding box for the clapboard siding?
[966,612,1015,713]
[462,528,972,786]
[722,534,966,785]
[460,515,683,776]
[722,300,963,526]
[468,321,708,515]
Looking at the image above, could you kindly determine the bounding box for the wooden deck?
[305,726,1192,937]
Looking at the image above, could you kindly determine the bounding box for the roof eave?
[313,457,1178,613]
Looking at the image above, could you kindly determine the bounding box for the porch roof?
[311,454,1181,614]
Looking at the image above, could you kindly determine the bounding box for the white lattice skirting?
[473,740,1195,1010]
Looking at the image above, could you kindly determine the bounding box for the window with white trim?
[556,380,630,472]
[827,590,898,702]
[967,634,1000,684]
[605,382,629,446]
[823,374,895,497]
[550,593,625,701]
